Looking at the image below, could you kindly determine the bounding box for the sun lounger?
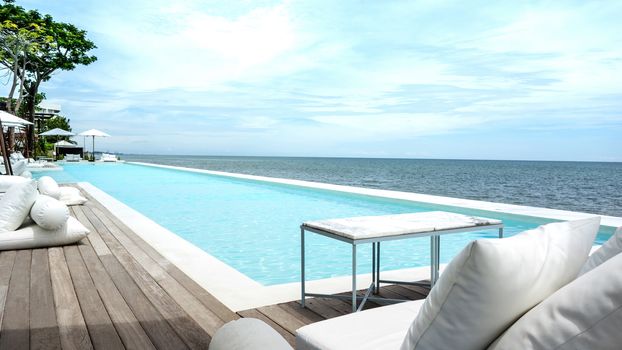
[65,154,82,162]
[100,153,118,162]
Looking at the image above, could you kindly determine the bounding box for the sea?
[122,155,622,217]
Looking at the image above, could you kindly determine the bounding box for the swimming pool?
[36,162,613,285]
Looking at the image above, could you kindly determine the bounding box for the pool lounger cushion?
[489,249,622,349]
[0,180,38,232]
[38,176,87,206]
[579,226,622,276]
[59,186,88,206]
[297,300,426,350]
[0,216,90,251]
[209,318,294,350]
[38,175,62,199]
[30,195,70,230]
[0,175,28,192]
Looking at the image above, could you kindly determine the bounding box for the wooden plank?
[88,206,229,334]
[78,244,155,350]
[85,195,237,323]
[385,285,428,300]
[64,246,125,350]
[48,247,94,350]
[98,254,189,349]
[256,304,307,335]
[0,250,30,349]
[278,302,324,325]
[0,251,17,331]
[29,249,61,350]
[89,227,210,348]
[238,309,295,346]
[72,205,111,256]
[299,298,344,319]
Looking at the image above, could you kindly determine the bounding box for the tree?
[0,1,96,156]
[0,19,48,114]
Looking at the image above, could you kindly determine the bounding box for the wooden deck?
[0,185,429,349]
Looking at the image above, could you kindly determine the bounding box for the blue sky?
[8,0,622,160]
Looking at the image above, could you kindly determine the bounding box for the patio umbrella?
[0,110,33,128]
[78,129,110,160]
[39,128,75,137]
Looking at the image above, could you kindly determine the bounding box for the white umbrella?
[0,110,33,127]
[39,128,75,136]
[78,129,110,159]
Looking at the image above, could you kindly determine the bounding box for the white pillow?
[0,179,38,232]
[59,187,88,206]
[20,170,32,179]
[488,250,622,350]
[11,159,26,176]
[30,195,69,230]
[400,217,601,350]
[0,175,28,192]
[0,216,90,251]
[38,176,61,199]
[579,226,622,276]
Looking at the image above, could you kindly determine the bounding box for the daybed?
[210,218,622,350]
[0,179,90,251]
[0,175,87,206]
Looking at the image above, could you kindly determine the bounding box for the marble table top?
[302,211,503,241]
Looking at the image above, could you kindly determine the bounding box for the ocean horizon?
[123,155,622,217]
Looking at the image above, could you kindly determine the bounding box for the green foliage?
[0,1,97,156]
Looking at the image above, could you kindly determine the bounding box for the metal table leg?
[352,244,357,312]
[430,235,440,286]
[301,227,306,308]
[499,227,504,238]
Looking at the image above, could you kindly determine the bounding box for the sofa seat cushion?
[488,250,622,350]
[400,217,600,350]
[297,299,425,350]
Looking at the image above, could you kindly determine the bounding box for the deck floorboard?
[0,184,430,348]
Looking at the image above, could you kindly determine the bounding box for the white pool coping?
[129,162,622,228]
[77,162,621,311]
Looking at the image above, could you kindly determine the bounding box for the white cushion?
[0,179,38,232]
[579,226,622,276]
[0,216,89,251]
[20,170,32,179]
[210,318,293,350]
[38,176,61,199]
[400,217,600,350]
[0,175,28,192]
[297,299,425,350]
[11,159,26,176]
[489,250,622,350]
[30,195,69,230]
[59,187,88,206]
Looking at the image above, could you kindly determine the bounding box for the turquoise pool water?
[36,163,613,285]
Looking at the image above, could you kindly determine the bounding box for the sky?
[6,0,622,161]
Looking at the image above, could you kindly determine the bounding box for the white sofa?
[210,219,622,350]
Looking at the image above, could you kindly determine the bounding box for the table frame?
[301,222,504,312]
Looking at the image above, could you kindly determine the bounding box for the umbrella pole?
[0,119,13,175]
[92,136,95,162]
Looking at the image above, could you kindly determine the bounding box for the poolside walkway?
[0,185,429,349]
